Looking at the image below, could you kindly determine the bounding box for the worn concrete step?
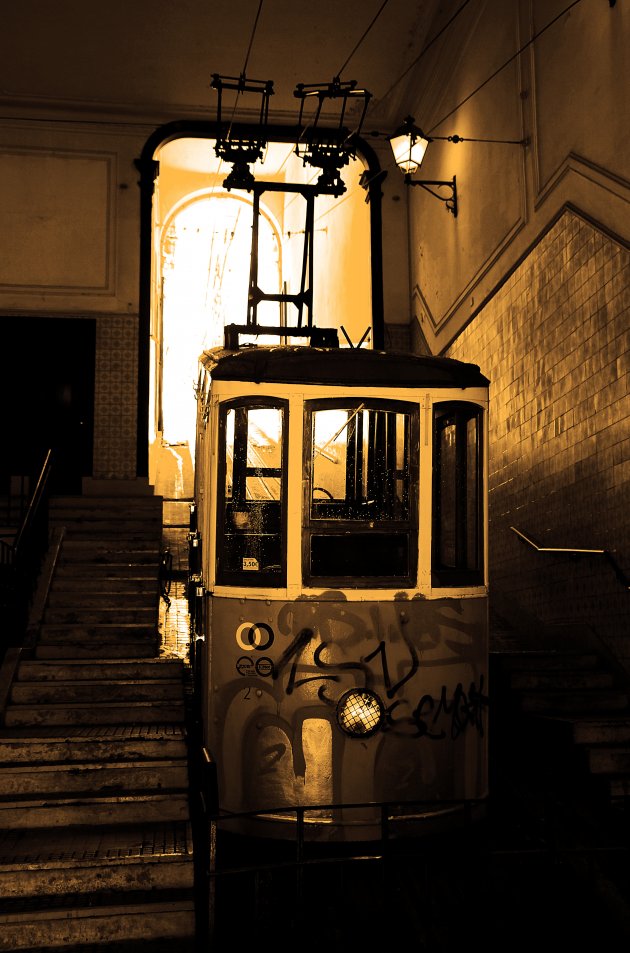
[43,607,158,625]
[511,670,616,691]
[0,899,195,950]
[609,777,630,800]
[59,540,160,560]
[520,689,630,714]
[50,494,163,511]
[35,642,158,660]
[571,716,630,745]
[0,759,189,798]
[0,821,192,899]
[39,623,157,642]
[16,659,184,682]
[46,590,157,608]
[0,793,190,830]
[51,576,159,593]
[10,679,184,705]
[4,700,185,728]
[54,524,163,540]
[0,726,187,764]
[586,747,630,774]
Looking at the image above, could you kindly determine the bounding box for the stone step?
[54,522,163,538]
[0,793,190,829]
[571,716,630,745]
[51,576,159,592]
[0,901,195,951]
[520,689,630,715]
[609,777,630,800]
[59,539,160,559]
[586,747,630,774]
[43,607,158,625]
[39,623,157,641]
[10,679,184,705]
[35,642,158,660]
[511,670,616,691]
[50,494,163,511]
[4,700,185,728]
[0,822,192,899]
[16,659,184,682]
[9,678,182,705]
[46,590,157,608]
[0,759,189,798]
[0,726,187,764]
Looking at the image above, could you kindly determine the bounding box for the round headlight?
[336,689,384,738]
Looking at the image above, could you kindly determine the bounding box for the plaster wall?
[396,0,629,353]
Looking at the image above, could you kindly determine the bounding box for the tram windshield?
[305,399,419,586]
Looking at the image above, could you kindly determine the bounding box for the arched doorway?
[141,128,384,496]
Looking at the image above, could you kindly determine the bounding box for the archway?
[141,128,384,495]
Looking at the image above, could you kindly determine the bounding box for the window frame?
[431,400,485,588]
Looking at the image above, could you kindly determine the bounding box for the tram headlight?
[336,689,384,738]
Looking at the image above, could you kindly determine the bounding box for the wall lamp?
[389,116,457,215]
[388,115,528,217]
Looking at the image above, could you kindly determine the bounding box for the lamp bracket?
[405,175,458,217]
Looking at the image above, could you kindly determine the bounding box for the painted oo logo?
[235,622,274,652]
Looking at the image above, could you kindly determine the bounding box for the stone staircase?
[490,611,630,812]
[0,495,197,952]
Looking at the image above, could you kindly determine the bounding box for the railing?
[193,784,630,949]
[510,526,630,590]
[0,450,53,654]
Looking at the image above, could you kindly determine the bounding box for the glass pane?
[220,403,284,581]
[439,422,457,567]
[466,416,479,569]
[311,406,410,520]
[246,407,282,500]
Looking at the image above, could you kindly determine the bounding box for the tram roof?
[200,345,490,389]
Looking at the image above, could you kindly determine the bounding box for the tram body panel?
[204,593,488,837]
[193,346,491,839]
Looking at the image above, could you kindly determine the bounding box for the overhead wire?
[376,0,474,108]
[336,0,392,78]
[317,0,589,217]
[427,0,586,132]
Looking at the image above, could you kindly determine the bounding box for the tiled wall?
[447,209,630,668]
[93,314,138,480]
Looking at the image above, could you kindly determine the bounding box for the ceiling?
[2,0,445,131]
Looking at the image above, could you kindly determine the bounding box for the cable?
[241,0,265,78]
[428,0,586,132]
[376,0,474,107]
[337,0,392,77]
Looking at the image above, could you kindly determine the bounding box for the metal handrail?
[510,525,630,589]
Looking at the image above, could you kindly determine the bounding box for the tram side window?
[432,402,484,587]
[305,400,418,586]
[216,400,286,586]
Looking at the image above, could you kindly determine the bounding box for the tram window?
[304,400,418,586]
[432,402,484,587]
[216,400,287,585]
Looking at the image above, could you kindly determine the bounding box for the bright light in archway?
[160,194,281,451]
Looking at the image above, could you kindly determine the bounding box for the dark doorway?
[0,317,96,495]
